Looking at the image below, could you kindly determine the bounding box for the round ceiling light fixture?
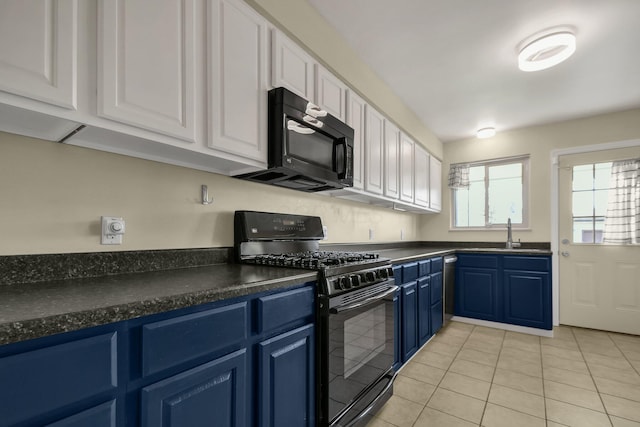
[518,31,576,72]
[477,127,496,139]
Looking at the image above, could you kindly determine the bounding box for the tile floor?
[366,321,640,427]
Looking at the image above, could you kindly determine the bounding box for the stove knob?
[350,275,361,287]
[379,269,388,280]
[387,267,395,278]
[341,276,352,289]
[365,272,375,282]
[334,278,343,290]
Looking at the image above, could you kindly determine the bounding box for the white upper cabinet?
[315,65,347,121]
[414,143,430,207]
[208,0,268,164]
[383,120,400,199]
[364,105,385,195]
[346,91,366,190]
[429,156,442,212]
[399,133,414,203]
[97,0,198,143]
[0,0,78,109]
[271,30,315,100]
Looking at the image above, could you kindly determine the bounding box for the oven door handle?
[329,285,398,314]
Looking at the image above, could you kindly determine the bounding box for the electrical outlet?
[400,229,404,240]
[369,228,374,241]
[322,226,328,240]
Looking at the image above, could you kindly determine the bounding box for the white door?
[399,133,414,203]
[271,30,315,100]
[364,105,384,195]
[208,0,268,164]
[558,147,640,335]
[413,143,429,207]
[98,0,198,142]
[346,91,366,190]
[430,156,442,212]
[383,120,400,199]
[314,65,347,121]
[0,0,78,109]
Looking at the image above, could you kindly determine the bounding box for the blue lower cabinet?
[401,282,419,362]
[258,324,315,427]
[45,400,116,427]
[141,349,247,427]
[504,270,551,330]
[456,267,500,322]
[417,277,431,346]
[0,332,119,427]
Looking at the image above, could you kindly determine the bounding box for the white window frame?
[450,155,530,230]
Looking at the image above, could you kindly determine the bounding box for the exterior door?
[558,148,640,335]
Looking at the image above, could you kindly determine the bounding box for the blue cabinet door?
[141,349,247,427]
[417,277,431,346]
[456,267,500,322]
[401,282,419,362]
[431,301,443,335]
[258,324,315,427]
[504,271,551,330]
[430,271,443,303]
[45,400,116,427]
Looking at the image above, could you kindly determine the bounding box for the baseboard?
[451,316,554,337]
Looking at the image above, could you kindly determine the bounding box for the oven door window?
[285,118,336,170]
[328,296,394,421]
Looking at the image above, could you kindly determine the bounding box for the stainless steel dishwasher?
[443,255,457,324]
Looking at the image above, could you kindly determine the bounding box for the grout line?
[569,326,615,426]
[477,326,506,427]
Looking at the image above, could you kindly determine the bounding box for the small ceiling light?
[518,31,576,72]
[477,127,496,139]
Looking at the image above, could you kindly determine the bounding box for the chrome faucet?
[506,218,521,249]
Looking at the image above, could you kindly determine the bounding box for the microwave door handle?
[334,138,348,178]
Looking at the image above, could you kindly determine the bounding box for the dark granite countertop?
[0,263,315,345]
[0,243,551,346]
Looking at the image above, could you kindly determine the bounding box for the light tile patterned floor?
[366,321,640,427]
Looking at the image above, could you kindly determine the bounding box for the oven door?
[318,282,398,427]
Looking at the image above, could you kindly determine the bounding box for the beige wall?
[246,0,442,159]
[0,132,420,255]
[420,108,640,243]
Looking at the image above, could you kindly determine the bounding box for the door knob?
[561,251,570,257]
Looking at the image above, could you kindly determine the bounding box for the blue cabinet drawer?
[418,260,431,277]
[457,254,498,268]
[503,256,550,272]
[141,302,248,377]
[45,400,116,427]
[257,286,314,334]
[0,332,118,427]
[431,257,443,273]
[402,262,419,283]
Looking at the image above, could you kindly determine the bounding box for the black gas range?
[235,211,397,427]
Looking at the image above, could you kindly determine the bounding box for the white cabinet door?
[0,0,78,109]
[208,0,268,164]
[271,30,315,100]
[414,143,430,207]
[98,0,198,143]
[384,120,400,199]
[429,156,442,211]
[315,65,347,121]
[364,105,385,195]
[346,91,366,190]
[399,133,414,203]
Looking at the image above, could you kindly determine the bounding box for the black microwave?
[236,87,354,192]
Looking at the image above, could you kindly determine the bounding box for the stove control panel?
[326,266,395,295]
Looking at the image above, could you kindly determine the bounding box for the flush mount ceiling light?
[518,31,576,72]
[477,127,496,139]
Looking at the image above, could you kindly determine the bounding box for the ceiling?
[307,0,640,142]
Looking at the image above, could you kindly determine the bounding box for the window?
[452,157,529,228]
[571,162,612,243]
